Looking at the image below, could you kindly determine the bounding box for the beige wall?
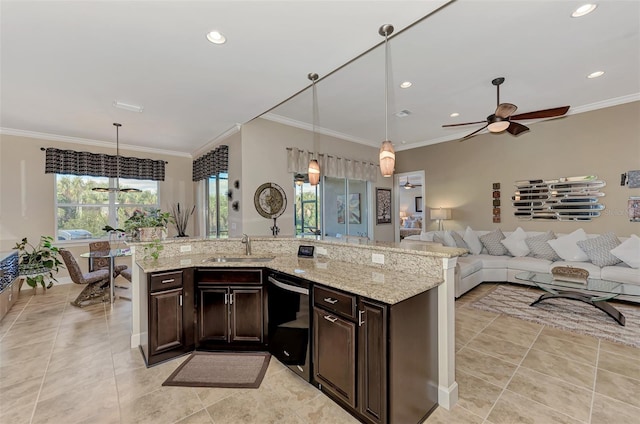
[0,133,194,276]
[239,118,395,240]
[396,101,640,237]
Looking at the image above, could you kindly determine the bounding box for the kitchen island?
[127,237,464,419]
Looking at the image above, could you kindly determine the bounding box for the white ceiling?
[2,1,639,157]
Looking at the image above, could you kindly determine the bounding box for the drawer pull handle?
[225,293,229,304]
[323,297,338,304]
[283,350,290,357]
[161,279,175,284]
[297,365,304,372]
[324,315,338,323]
[358,310,365,326]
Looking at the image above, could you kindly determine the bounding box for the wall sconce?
[430,208,452,231]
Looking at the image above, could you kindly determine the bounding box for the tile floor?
[1,281,639,424]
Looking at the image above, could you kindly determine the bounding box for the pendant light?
[308,72,320,186]
[92,123,141,193]
[379,24,395,178]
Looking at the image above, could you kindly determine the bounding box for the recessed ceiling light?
[450,112,460,118]
[395,109,412,118]
[400,81,412,89]
[571,4,597,18]
[587,70,605,79]
[113,101,143,113]
[206,30,226,44]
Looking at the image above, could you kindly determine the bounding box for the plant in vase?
[171,203,196,237]
[13,236,64,289]
[124,209,173,241]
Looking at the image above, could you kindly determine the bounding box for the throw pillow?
[547,228,590,262]
[610,234,640,268]
[525,231,561,261]
[463,226,483,255]
[576,232,622,267]
[500,227,530,257]
[479,228,509,256]
[442,231,458,248]
[433,233,445,245]
[449,231,469,249]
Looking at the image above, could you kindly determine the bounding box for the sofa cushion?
[610,234,640,268]
[547,228,590,262]
[479,228,509,256]
[508,256,553,273]
[474,254,511,269]
[601,264,640,286]
[433,233,445,245]
[525,231,561,261]
[500,227,530,257]
[457,256,483,278]
[449,231,469,249]
[463,226,483,255]
[551,261,602,279]
[576,232,622,267]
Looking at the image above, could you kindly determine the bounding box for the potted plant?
[124,209,173,241]
[13,236,64,289]
[171,203,196,237]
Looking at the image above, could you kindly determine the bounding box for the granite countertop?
[136,253,444,305]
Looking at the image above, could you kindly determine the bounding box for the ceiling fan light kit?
[443,76,570,140]
[378,24,395,178]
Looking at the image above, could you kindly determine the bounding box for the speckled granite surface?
[133,237,465,304]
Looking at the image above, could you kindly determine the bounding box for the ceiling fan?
[401,176,422,189]
[443,77,570,140]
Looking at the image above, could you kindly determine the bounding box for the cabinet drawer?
[197,269,262,285]
[314,285,356,320]
[150,270,183,292]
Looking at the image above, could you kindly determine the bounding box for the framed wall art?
[376,188,392,224]
[415,196,423,213]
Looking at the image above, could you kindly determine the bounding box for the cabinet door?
[198,287,229,342]
[358,299,387,424]
[313,306,356,408]
[230,287,263,343]
[149,287,183,356]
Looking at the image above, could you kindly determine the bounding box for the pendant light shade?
[92,123,141,193]
[308,72,320,186]
[379,24,395,178]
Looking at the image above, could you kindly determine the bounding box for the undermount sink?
[203,256,275,263]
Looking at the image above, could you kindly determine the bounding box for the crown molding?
[192,124,242,158]
[0,127,193,158]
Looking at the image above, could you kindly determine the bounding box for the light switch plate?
[372,253,385,264]
[316,246,328,255]
[180,245,192,252]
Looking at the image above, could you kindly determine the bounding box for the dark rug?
[163,351,271,388]
[469,284,640,348]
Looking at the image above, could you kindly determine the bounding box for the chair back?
[59,249,86,285]
[89,241,111,272]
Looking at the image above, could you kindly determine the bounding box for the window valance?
[286,147,378,182]
[193,145,228,181]
[44,147,165,181]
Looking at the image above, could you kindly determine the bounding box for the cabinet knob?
[323,315,338,323]
[323,297,338,305]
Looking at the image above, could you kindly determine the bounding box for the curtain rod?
[40,147,169,164]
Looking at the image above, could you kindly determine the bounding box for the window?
[207,173,228,238]
[55,174,159,241]
[294,176,320,236]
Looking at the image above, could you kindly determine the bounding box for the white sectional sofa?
[401,228,640,303]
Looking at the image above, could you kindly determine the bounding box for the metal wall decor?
[513,175,606,221]
[492,183,501,223]
[254,182,287,236]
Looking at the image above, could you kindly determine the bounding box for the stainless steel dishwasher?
[266,271,312,382]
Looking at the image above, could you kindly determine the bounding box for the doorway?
[394,171,425,242]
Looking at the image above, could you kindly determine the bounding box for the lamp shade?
[379,140,395,177]
[308,159,320,185]
[430,208,452,220]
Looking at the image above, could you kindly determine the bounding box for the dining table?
[80,248,132,304]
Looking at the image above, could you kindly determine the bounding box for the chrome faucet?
[241,234,251,256]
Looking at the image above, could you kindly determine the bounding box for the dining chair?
[88,241,128,276]
[59,249,111,307]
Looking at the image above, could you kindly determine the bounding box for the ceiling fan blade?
[443,120,487,128]
[495,103,517,118]
[506,121,529,136]
[511,106,570,120]
[460,124,489,141]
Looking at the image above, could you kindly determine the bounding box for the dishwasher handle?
[268,276,309,296]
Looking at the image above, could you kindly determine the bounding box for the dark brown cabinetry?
[313,284,437,424]
[143,269,195,366]
[196,269,264,349]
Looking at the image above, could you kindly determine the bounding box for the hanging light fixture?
[379,24,395,178]
[92,123,141,193]
[308,72,321,186]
